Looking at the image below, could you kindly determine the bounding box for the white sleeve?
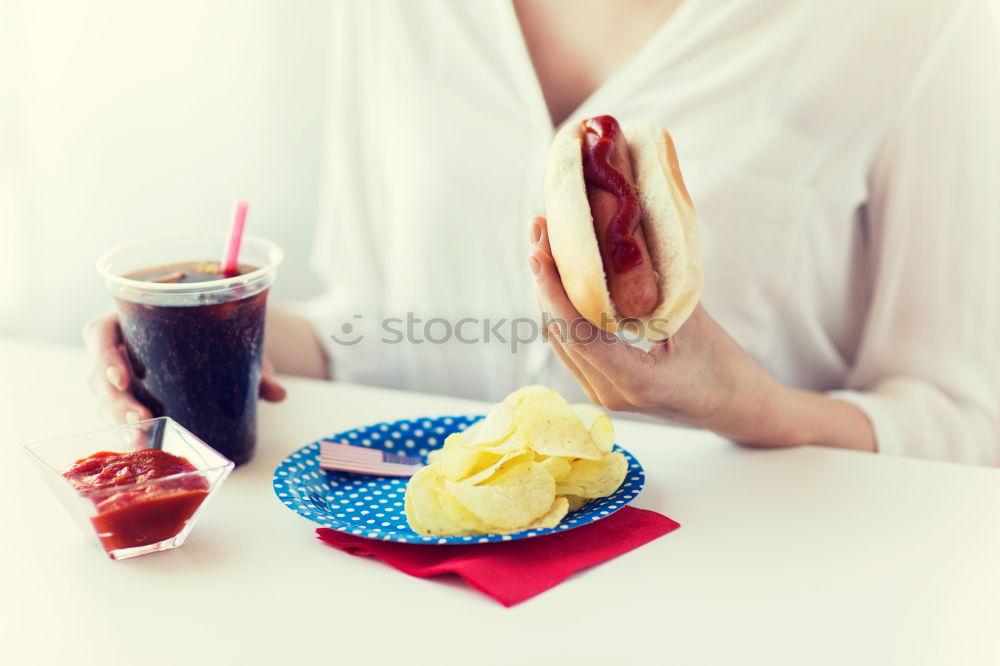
[829,0,1000,464]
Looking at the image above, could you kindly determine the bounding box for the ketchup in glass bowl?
[25,417,233,560]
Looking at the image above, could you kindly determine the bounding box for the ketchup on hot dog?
[581,115,660,318]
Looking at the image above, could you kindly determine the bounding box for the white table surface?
[4,337,999,666]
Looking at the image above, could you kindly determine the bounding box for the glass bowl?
[24,417,233,560]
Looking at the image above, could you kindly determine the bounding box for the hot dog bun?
[544,119,702,341]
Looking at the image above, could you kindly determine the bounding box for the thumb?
[259,356,287,402]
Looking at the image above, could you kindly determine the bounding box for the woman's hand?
[529,217,876,451]
[83,313,286,425]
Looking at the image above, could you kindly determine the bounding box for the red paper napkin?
[315,506,680,607]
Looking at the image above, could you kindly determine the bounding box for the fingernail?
[106,365,124,389]
[530,221,541,244]
[529,256,541,276]
[124,410,140,424]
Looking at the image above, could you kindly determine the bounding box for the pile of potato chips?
[405,385,628,536]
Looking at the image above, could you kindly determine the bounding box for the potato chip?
[437,487,492,533]
[447,462,555,530]
[556,452,628,498]
[460,420,483,440]
[588,414,615,454]
[463,449,533,485]
[405,466,474,536]
[517,496,569,531]
[572,403,615,453]
[442,431,466,448]
[427,432,471,469]
[404,484,422,533]
[501,384,549,408]
[404,385,625,537]
[473,430,530,454]
[440,443,502,482]
[467,402,515,446]
[473,497,570,535]
[515,391,602,460]
[435,432,467,459]
[537,455,572,483]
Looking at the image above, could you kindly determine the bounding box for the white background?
[2,0,999,344]
[0,0,330,342]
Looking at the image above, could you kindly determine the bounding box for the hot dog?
[581,115,659,318]
[544,115,702,341]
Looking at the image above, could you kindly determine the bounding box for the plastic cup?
[97,233,283,466]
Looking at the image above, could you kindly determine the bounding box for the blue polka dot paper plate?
[272,414,645,544]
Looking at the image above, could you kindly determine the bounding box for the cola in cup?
[97,234,283,466]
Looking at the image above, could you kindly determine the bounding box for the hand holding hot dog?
[533,115,876,451]
[530,215,789,442]
[531,216,877,450]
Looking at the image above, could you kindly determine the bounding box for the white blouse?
[300,0,1000,464]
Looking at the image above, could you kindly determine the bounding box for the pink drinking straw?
[222,201,248,276]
